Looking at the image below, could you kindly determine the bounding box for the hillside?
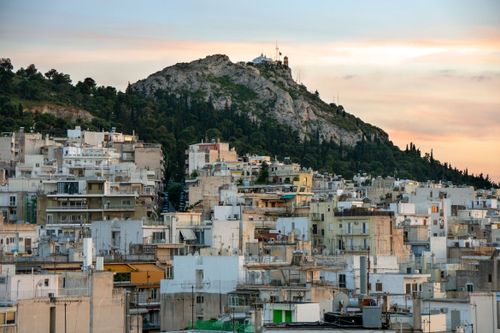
[0,57,496,189]
[132,54,387,147]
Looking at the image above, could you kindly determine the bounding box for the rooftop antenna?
[275,41,280,62]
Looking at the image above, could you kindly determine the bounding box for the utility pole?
[191,285,194,329]
[64,303,67,333]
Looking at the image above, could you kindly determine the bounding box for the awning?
[180,229,197,241]
[281,194,296,200]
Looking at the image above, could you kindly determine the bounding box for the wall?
[91,219,143,256]
[91,271,125,333]
[17,297,91,333]
[276,217,309,241]
[207,219,240,253]
[161,256,245,294]
[160,292,228,331]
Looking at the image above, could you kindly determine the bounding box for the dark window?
[339,274,346,288]
[406,284,411,294]
[376,282,383,291]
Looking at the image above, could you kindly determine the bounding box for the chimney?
[82,237,93,271]
[412,294,422,331]
[360,256,367,295]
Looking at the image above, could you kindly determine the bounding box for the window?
[347,223,352,234]
[166,267,173,279]
[362,222,368,234]
[406,283,411,294]
[339,274,346,288]
[196,295,204,304]
[270,295,279,303]
[196,269,204,289]
[9,196,16,206]
[44,279,49,287]
[152,232,166,243]
[376,282,383,291]
[432,205,439,213]
[466,283,474,292]
[489,274,493,283]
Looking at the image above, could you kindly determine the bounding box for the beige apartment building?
[324,210,411,260]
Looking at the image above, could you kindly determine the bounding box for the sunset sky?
[1,0,499,182]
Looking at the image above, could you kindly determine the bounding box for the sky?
[1,0,499,182]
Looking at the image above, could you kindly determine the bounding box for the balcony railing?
[104,204,135,210]
[47,205,89,210]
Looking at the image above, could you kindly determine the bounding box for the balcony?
[311,213,323,221]
[46,205,101,212]
[103,204,135,211]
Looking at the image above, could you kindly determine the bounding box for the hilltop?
[0,57,496,188]
[132,54,387,147]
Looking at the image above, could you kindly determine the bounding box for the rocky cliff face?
[24,103,94,122]
[131,54,387,146]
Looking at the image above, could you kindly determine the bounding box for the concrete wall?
[15,272,124,333]
[161,256,245,294]
[276,217,309,241]
[134,146,163,180]
[207,219,240,252]
[160,292,228,331]
[91,271,125,333]
[18,297,91,333]
[423,293,499,333]
[91,219,143,256]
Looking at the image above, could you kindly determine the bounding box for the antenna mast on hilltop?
[275,41,281,62]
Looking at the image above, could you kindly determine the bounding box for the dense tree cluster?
[0,58,496,189]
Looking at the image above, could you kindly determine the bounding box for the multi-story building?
[309,200,335,254]
[186,141,238,176]
[326,209,411,260]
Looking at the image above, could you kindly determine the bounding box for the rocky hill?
[1,57,495,188]
[131,54,387,146]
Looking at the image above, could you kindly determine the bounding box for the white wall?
[296,303,321,322]
[207,219,240,252]
[91,219,142,256]
[161,255,245,294]
[0,274,59,301]
[321,256,400,292]
[430,237,447,261]
[275,217,309,240]
[213,205,240,220]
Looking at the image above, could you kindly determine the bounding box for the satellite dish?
[333,291,349,313]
